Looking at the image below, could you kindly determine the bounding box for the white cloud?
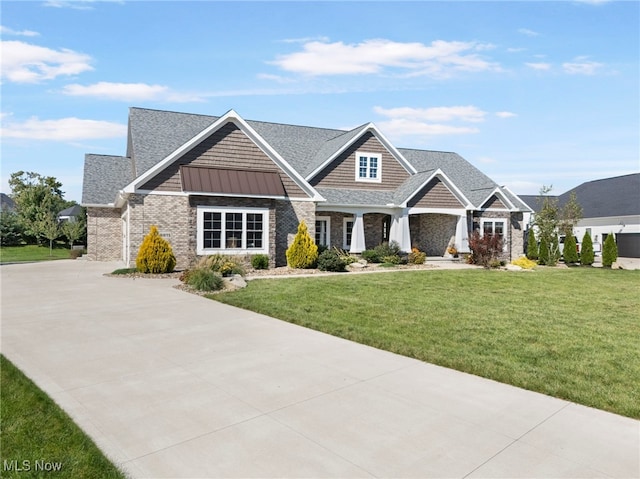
[278,36,330,44]
[256,73,296,84]
[377,118,480,137]
[61,82,203,102]
[563,57,603,75]
[526,62,551,71]
[1,40,93,83]
[477,156,498,164]
[496,111,517,118]
[270,39,501,77]
[1,117,126,141]
[374,105,487,123]
[0,26,40,37]
[518,28,539,37]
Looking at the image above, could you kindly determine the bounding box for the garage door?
[617,233,640,258]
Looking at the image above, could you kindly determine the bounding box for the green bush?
[251,254,269,270]
[187,267,224,291]
[602,233,618,267]
[332,246,357,265]
[563,234,579,264]
[0,211,23,246]
[136,225,176,273]
[526,229,538,260]
[580,231,595,266]
[286,221,318,269]
[374,241,401,259]
[382,255,401,265]
[317,249,346,272]
[538,236,549,265]
[361,249,380,263]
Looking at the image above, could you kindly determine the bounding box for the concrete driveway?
[1,260,638,478]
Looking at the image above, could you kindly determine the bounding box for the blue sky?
[2,0,638,203]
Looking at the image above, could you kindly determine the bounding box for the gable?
[407,177,464,209]
[139,122,308,198]
[481,194,507,209]
[309,132,411,190]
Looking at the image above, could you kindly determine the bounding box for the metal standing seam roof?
[83,107,531,211]
[181,166,285,197]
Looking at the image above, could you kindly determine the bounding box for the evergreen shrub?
[251,254,269,270]
[538,236,549,265]
[317,249,346,272]
[602,233,618,267]
[286,221,318,269]
[562,234,579,264]
[580,231,595,266]
[361,249,380,263]
[136,225,176,273]
[526,229,538,260]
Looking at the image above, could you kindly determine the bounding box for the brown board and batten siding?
[481,195,507,209]
[140,122,308,198]
[407,178,464,208]
[310,132,410,190]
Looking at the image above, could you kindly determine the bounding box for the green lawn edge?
[213,268,640,419]
[0,245,73,264]
[0,354,128,479]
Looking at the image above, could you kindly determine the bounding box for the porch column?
[389,210,412,252]
[455,213,470,252]
[349,211,366,254]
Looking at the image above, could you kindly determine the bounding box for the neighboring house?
[82,107,531,269]
[520,173,640,258]
[0,193,16,213]
[58,204,84,223]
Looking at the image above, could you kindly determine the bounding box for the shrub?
[563,234,579,264]
[197,254,245,276]
[317,249,346,272]
[69,249,83,259]
[286,221,318,269]
[251,254,269,270]
[407,247,426,264]
[187,267,224,291]
[374,241,401,259]
[136,225,176,273]
[382,255,401,265]
[538,236,549,265]
[361,249,380,263]
[111,267,138,275]
[580,231,595,266]
[526,229,538,260]
[179,269,192,283]
[511,256,537,269]
[550,235,561,266]
[0,211,23,246]
[602,233,618,267]
[333,246,357,265]
[468,230,503,268]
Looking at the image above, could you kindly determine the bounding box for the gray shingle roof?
[315,187,395,206]
[0,193,16,212]
[83,107,530,211]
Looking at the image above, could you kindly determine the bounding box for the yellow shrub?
[511,256,537,270]
[136,225,176,273]
[286,221,318,269]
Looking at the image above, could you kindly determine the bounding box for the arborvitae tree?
[580,231,595,266]
[538,236,550,265]
[563,233,579,264]
[602,233,618,268]
[550,235,560,266]
[286,221,318,269]
[136,225,176,273]
[526,229,538,260]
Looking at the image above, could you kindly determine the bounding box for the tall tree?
[580,231,595,266]
[559,191,583,236]
[62,213,86,248]
[602,233,618,267]
[535,185,560,266]
[563,232,579,264]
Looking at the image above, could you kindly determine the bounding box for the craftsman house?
[82,107,531,269]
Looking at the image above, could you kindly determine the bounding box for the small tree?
[526,229,538,260]
[550,235,560,266]
[580,231,595,266]
[286,221,318,269]
[559,191,583,236]
[38,211,60,256]
[136,225,176,273]
[562,233,579,264]
[0,211,23,246]
[538,236,550,265]
[602,233,618,268]
[62,213,86,248]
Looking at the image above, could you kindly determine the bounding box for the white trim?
[343,217,355,250]
[354,151,382,183]
[480,217,508,251]
[306,123,417,181]
[479,187,516,211]
[400,169,473,209]
[315,216,331,247]
[124,109,322,201]
[502,185,533,213]
[196,205,269,255]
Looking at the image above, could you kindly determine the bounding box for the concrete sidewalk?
[1,260,638,478]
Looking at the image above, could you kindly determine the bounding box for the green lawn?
[0,245,72,263]
[0,355,127,479]
[214,267,640,418]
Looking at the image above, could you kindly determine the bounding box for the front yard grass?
[0,244,71,263]
[214,267,640,418]
[0,355,127,478]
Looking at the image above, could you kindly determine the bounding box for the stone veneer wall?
[86,207,122,261]
[410,214,457,256]
[275,200,316,267]
[472,210,525,261]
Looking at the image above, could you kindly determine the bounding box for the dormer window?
[355,152,381,183]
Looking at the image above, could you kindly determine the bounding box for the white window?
[197,206,269,255]
[343,218,354,249]
[315,216,331,247]
[355,151,381,183]
[480,218,507,251]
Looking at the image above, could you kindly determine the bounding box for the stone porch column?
[349,212,366,253]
